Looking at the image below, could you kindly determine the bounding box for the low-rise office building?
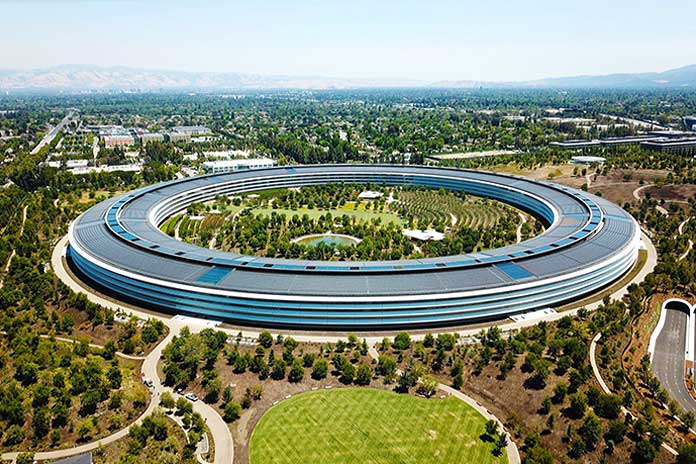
[202,158,277,174]
[640,137,696,155]
[684,116,696,131]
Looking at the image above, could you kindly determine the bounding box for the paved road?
[45,228,656,463]
[591,333,678,456]
[17,238,236,463]
[652,306,696,414]
[1,328,175,462]
[31,110,75,155]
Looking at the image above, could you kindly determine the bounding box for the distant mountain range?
[431,64,696,89]
[1,64,695,91]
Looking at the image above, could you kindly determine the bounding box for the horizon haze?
[1,0,696,83]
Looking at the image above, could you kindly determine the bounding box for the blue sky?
[2,0,695,81]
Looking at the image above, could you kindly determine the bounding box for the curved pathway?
[367,347,521,463]
[43,228,656,463]
[0,205,28,290]
[650,301,696,415]
[633,183,653,201]
[9,237,236,463]
[515,212,527,244]
[590,333,678,456]
[1,329,175,462]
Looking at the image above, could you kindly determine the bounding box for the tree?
[271,359,286,380]
[484,419,499,439]
[595,393,622,419]
[160,391,175,409]
[176,397,193,415]
[552,383,567,404]
[568,393,587,419]
[416,375,438,398]
[312,358,329,380]
[32,407,50,438]
[107,362,122,389]
[4,424,25,445]
[77,419,94,441]
[579,414,601,450]
[494,433,508,456]
[355,364,373,386]
[377,355,397,383]
[633,439,657,463]
[288,359,304,383]
[15,454,34,464]
[340,362,355,384]
[15,362,39,386]
[605,421,627,445]
[678,443,696,464]
[223,401,241,423]
[393,332,412,351]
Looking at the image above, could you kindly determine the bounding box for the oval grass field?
[249,388,507,464]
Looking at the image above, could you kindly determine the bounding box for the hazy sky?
[2,0,695,82]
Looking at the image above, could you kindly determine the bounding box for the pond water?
[294,233,361,247]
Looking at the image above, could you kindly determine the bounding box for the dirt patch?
[645,184,696,203]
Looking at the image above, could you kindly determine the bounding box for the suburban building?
[640,137,696,155]
[202,158,277,174]
[551,133,691,151]
[46,159,90,169]
[166,132,191,143]
[550,139,602,150]
[133,129,165,145]
[684,116,696,131]
[570,156,606,165]
[172,125,211,136]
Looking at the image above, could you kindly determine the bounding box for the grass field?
[249,388,506,464]
[251,205,404,225]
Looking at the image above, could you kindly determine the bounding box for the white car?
[143,378,154,388]
[185,392,199,402]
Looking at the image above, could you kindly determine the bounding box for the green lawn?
[249,388,506,464]
[250,205,404,225]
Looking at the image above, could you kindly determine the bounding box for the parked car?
[143,378,154,388]
[185,392,199,402]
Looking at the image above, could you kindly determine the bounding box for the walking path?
[515,212,527,244]
[633,184,653,201]
[677,218,692,261]
[42,334,146,361]
[1,329,175,462]
[41,227,656,463]
[366,347,521,463]
[590,333,679,456]
[0,205,28,290]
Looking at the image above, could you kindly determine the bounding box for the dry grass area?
[490,165,672,207]
[644,184,696,203]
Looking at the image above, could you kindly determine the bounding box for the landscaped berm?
[249,388,507,464]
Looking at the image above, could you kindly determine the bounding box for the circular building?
[67,165,640,330]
